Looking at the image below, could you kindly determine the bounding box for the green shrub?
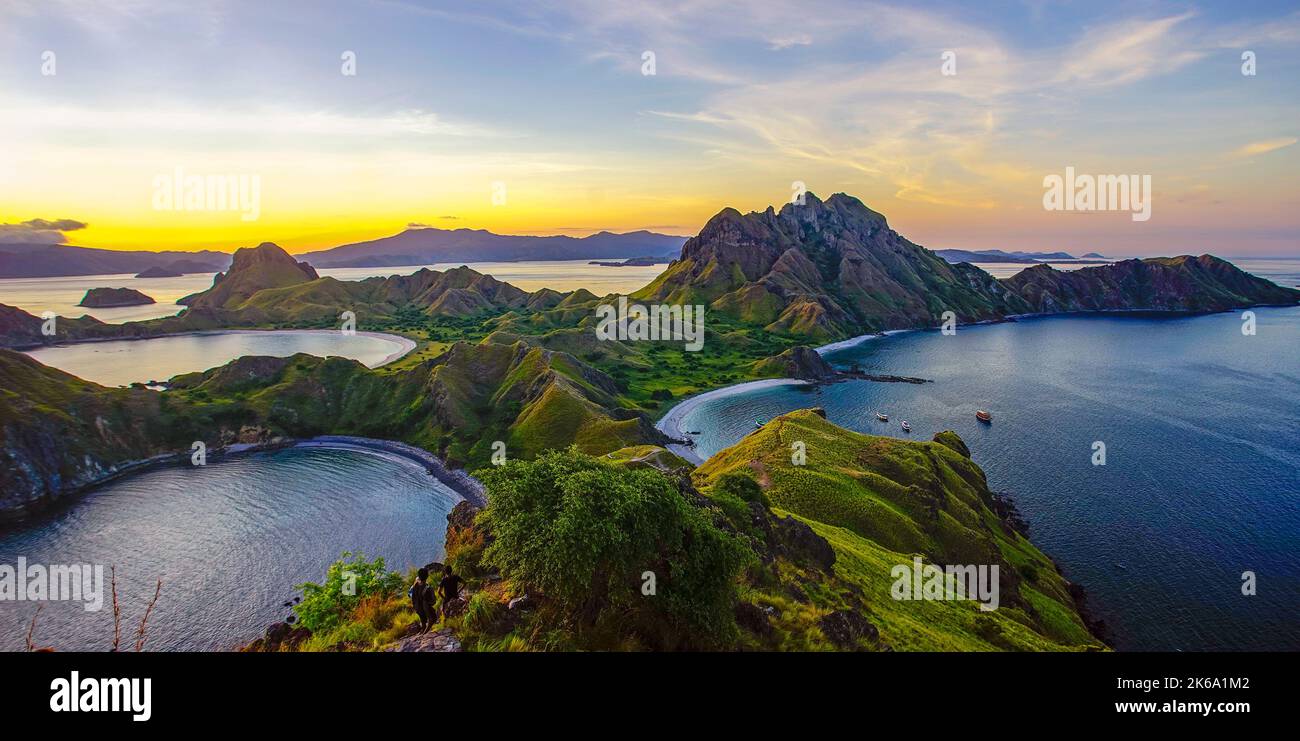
[478,448,752,648]
[714,471,765,505]
[463,592,500,631]
[445,525,487,579]
[293,552,403,632]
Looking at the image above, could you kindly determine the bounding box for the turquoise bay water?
[22,330,411,386]
[678,307,1300,651]
[0,446,461,651]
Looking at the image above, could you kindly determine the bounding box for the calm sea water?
[22,330,410,386]
[0,446,461,652]
[0,259,664,322]
[677,306,1300,651]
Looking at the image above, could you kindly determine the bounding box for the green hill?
[692,409,1105,651]
[0,339,662,519]
[635,192,1298,341]
[303,415,1107,652]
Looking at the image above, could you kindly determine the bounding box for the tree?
[479,449,751,648]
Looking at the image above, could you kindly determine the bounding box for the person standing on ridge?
[410,567,434,633]
[437,565,464,613]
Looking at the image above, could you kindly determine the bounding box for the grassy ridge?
[693,409,1103,651]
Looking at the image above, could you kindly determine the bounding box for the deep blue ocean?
[678,306,1300,650]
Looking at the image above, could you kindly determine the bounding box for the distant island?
[135,259,221,278]
[78,287,156,307]
[588,256,673,267]
[935,248,1109,265]
[134,266,183,278]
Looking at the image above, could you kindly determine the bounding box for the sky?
[0,0,1297,257]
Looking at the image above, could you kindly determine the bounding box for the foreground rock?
[384,628,462,653]
[243,622,312,652]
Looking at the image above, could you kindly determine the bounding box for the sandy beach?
[294,436,486,506]
[655,378,810,464]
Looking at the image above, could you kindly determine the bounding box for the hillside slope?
[693,409,1105,651]
[635,192,1021,340]
[0,339,661,519]
[635,193,1298,342]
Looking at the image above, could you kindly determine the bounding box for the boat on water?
[900,421,911,432]
[976,410,993,423]
[755,419,765,429]
[875,412,889,422]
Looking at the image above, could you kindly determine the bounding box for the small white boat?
[976,410,993,423]
[754,419,765,429]
[875,412,889,422]
[900,421,911,432]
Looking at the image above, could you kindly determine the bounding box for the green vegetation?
[12,201,1286,651]
[271,420,1103,652]
[293,551,404,633]
[478,449,751,649]
[693,409,1105,651]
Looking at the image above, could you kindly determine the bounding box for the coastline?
[2,435,484,525]
[653,305,1300,466]
[293,436,486,506]
[654,378,810,464]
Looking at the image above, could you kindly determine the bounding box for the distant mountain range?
[0,243,230,279]
[298,227,687,268]
[0,227,687,278]
[934,248,1104,264]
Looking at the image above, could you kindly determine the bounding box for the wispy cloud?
[1235,137,1298,157]
[0,102,505,140]
[1055,12,1202,87]
[767,34,812,50]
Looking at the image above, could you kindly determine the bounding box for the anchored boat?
[900,421,911,432]
[976,410,993,423]
[875,412,889,422]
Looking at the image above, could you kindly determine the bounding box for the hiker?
[437,565,464,609]
[410,568,435,633]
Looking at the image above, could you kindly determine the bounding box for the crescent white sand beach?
[655,378,810,464]
[657,330,917,464]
